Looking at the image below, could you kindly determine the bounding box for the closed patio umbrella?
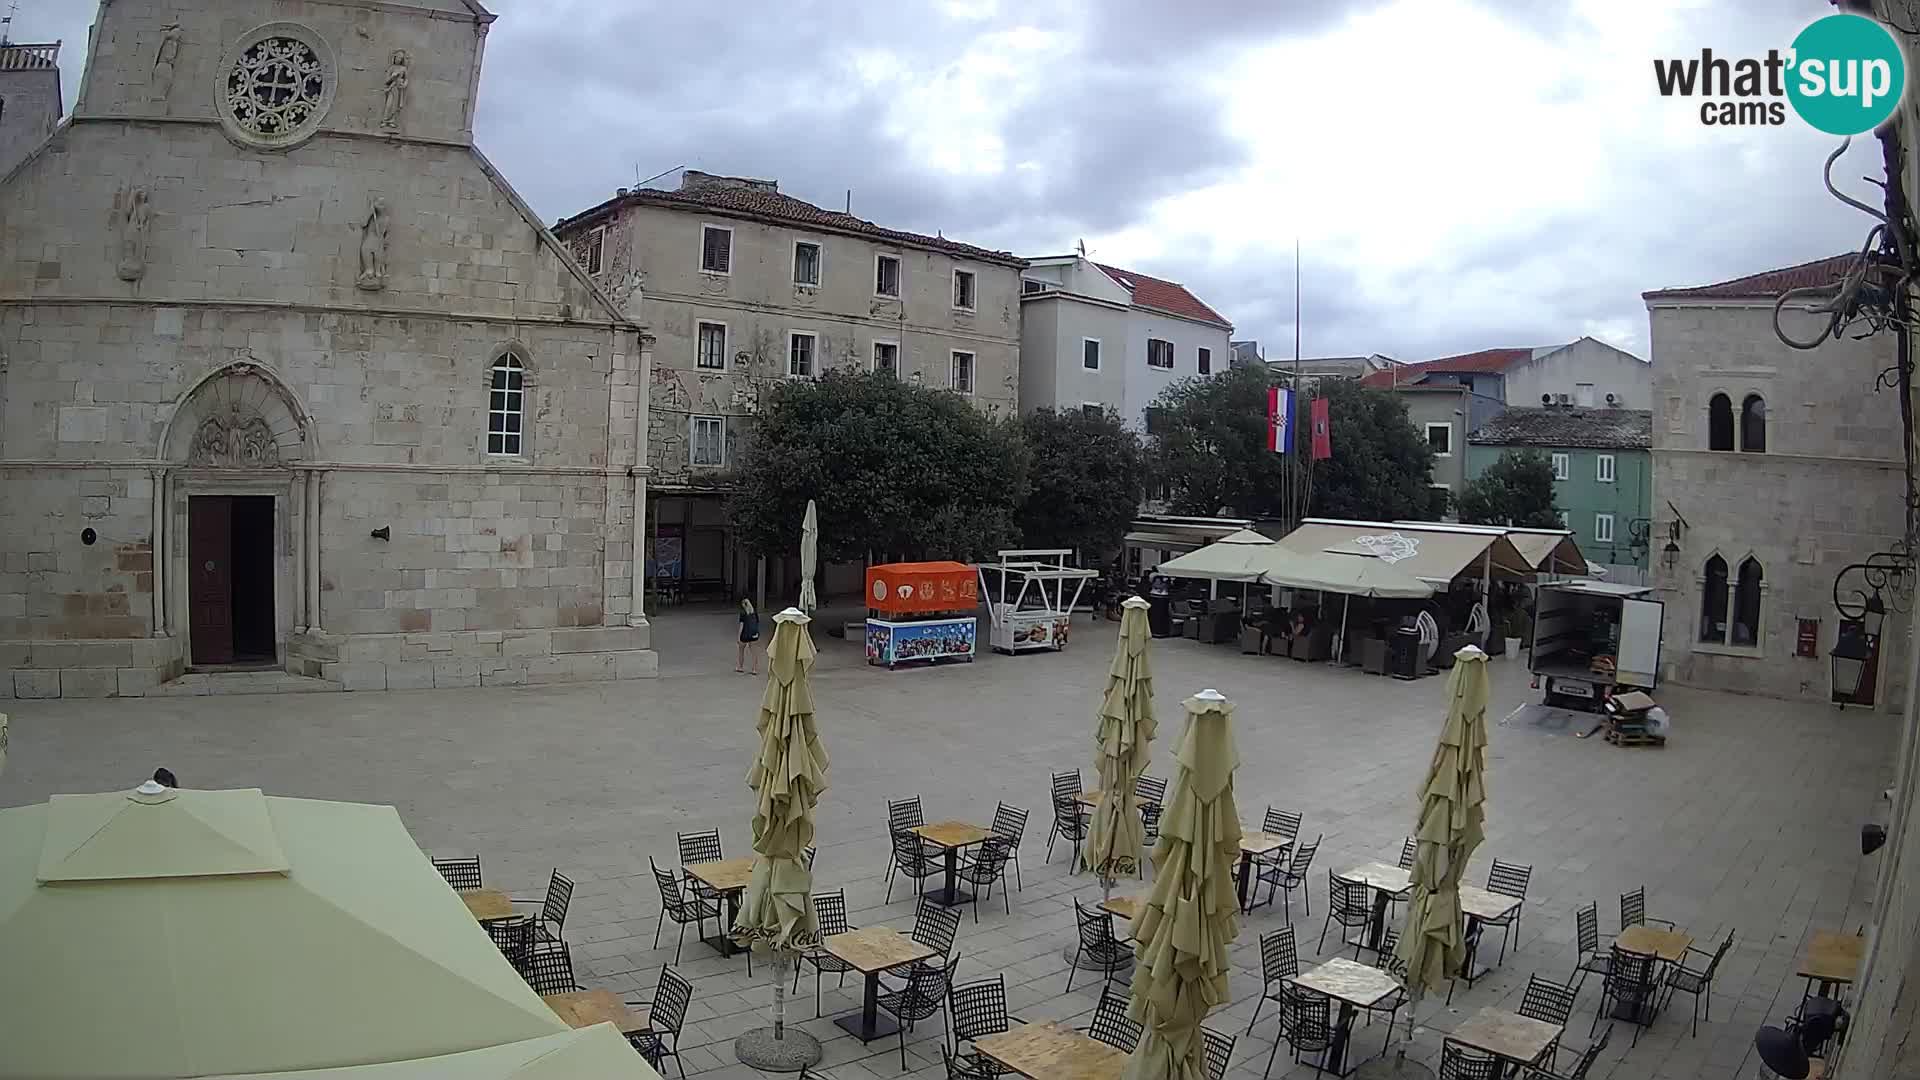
[207,1026,655,1079]
[798,500,819,613]
[1084,596,1156,895]
[1123,689,1241,1080]
[732,607,829,1071]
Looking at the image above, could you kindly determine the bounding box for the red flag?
[1310,396,1332,460]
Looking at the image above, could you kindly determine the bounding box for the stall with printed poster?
[978,549,1098,654]
[865,561,979,668]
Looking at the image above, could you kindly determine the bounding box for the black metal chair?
[1136,774,1168,847]
[1319,871,1374,955]
[1397,837,1417,870]
[1258,834,1320,920]
[1521,1025,1611,1080]
[486,914,536,971]
[1619,886,1673,931]
[1517,974,1579,1060]
[520,940,579,996]
[678,829,724,902]
[1571,901,1612,997]
[1202,1026,1236,1080]
[1661,929,1734,1037]
[1245,926,1301,1034]
[1066,898,1133,991]
[910,897,963,964]
[1048,770,1089,864]
[947,974,1021,1078]
[1484,859,1532,963]
[626,964,694,1080]
[802,844,817,871]
[957,835,1016,923]
[885,827,942,904]
[1266,990,1333,1078]
[889,795,927,834]
[990,801,1030,891]
[1363,926,1410,1056]
[794,889,857,1016]
[513,868,574,945]
[1591,945,1657,1048]
[431,854,482,891]
[1439,1039,1501,1080]
[650,858,718,962]
[1084,983,1143,1052]
[876,952,957,1070]
[943,1044,999,1080]
[1253,808,1301,874]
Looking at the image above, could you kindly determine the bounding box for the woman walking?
[736,598,762,674]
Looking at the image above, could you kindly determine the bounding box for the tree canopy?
[1456,449,1562,528]
[1306,377,1447,522]
[1016,407,1144,559]
[729,371,1030,562]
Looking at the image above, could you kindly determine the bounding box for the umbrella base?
[734,1027,823,1072]
[1348,1058,1436,1080]
[1059,942,1136,977]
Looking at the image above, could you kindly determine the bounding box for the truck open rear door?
[1615,597,1665,688]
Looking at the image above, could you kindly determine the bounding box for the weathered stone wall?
[0,58,62,180]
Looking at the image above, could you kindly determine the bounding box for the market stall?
[978,549,1098,654]
[865,561,979,668]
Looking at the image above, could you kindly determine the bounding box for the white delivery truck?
[1528,580,1665,711]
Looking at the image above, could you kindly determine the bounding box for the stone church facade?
[0,0,657,697]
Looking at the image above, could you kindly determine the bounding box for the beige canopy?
[1149,529,1275,582]
[1503,528,1587,576]
[207,1027,650,1079]
[1257,550,1432,599]
[0,784,649,1080]
[1280,519,1533,586]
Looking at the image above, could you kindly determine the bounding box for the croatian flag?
[1267,387,1295,453]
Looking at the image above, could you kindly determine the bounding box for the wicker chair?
[990,802,1030,891]
[649,858,718,962]
[1591,945,1657,1048]
[957,835,1016,923]
[677,829,724,903]
[876,953,957,1070]
[885,827,942,904]
[1066,898,1133,992]
[794,889,857,1016]
[1319,871,1375,955]
[1516,974,1579,1060]
[1257,834,1320,920]
[1484,859,1532,963]
[947,974,1021,1078]
[1084,984,1143,1052]
[1266,990,1333,1078]
[1201,1027,1236,1080]
[1521,1025,1611,1080]
[1245,926,1301,1034]
[1571,901,1612,997]
[431,855,482,891]
[520,940,579,996]
[1661,930,1735,1037]
[512,868,574,945]
[1439,1039,1501,1080]
[626,964,694,1080]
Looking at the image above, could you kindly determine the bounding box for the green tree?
[1456,449,1562,528]
[1016,407,1144,560]
[1306,377,1445,522]
[730,371,1030,562]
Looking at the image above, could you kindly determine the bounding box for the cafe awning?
[1258,550,1433,599]
[1279,519,1533,587]
[1505,529,1587,575]
[1149,529,1275,582]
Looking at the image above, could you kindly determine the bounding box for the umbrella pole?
[772,950,789,1039]
[1340,594,1351,664]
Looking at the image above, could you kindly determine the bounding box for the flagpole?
[1292,238,1303,533]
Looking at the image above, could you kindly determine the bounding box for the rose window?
[224,36,326,139]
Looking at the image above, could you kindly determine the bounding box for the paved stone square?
[1,608,1897,1079]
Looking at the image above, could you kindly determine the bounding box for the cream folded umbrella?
[731,608,829,1068]
[207,1026,656,1079]
[1381,645,1491,1075]
[1124,689,1241,1080]
[1085,596,1155,894]
[798,500,820,613]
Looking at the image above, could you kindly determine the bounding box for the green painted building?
[1466,408,1653,580]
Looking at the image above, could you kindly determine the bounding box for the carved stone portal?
[188,415,283,468]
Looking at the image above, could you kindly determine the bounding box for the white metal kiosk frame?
[978,549,1097,655]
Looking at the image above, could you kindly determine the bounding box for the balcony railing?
[0,42,60,71]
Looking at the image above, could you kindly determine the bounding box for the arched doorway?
[160,362,314,667]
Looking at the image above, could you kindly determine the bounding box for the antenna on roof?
[845,189,851,213]
[1,0,15,45]
[1076,238,1087,257]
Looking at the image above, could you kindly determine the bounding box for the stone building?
[0,40,61,179]
[1643,255,1905,705]
[0,0,657,698]
[1466,407,1653,582]
[553,173,1024,601]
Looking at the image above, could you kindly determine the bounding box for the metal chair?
[1363,926,1410,1056]
[1439,1039,1502,1080]
[1202,1027,1236,1080]
[794,889,857,1016]
[1619,886,1673,931]
[1484,859,1532,963]
[1521,1025,1611,1080]
[1571,901,1612,997]
[943,1044,1000,1080]
[520,940,579,996]
[625,964,694,1080]
[876,953,957,1070]
[888,795,927,833]
[947,974,1021,1078]
[802,844,817,871]
[513,868,574,945]
[1319,871,1374,955]
[431,855,482,891]
[650,858,718,962]
[1661,929,1734,1037]
[990,801,1030,891]
[1266,990,1333,1077]
[1397,837,1417,870]
[1136,774,1168,846]
[1084,983,1143,1052]
[910,897,963,963]
[884,827,941,904]
[677,829,724,902]
[1517,974,1579,1060]
[1258,834,1320,920]
[1066,898,1133,992]
[1047,770,1089,864]
[1245,926,1300,1034]
[1253,808,1301,874]
[956,835,1016,923]
[486,914,536,971]
[1591,945,1657,1048]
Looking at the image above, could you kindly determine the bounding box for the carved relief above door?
[162,360,313,468]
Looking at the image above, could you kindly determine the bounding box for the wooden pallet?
[1605,725,1665,748]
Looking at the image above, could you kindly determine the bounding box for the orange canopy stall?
[865,562,979,668]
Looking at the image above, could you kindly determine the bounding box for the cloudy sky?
[29,0,1896,360]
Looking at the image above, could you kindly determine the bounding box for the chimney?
[680,170,778,193]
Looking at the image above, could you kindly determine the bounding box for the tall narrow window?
[1741,394,1767,452]
[1732,557,1764,645]
[792,241,821,286]
[1594,513,1615,543]
[872,341,898,375]
[953,269,977,310]
[788,332,815,378]
[584,227,604,275]
[487,352,525,456]
[1551,452,1570,480]
[1426,423,1452,457]
[951,350,975,394]
[696,321,727,370]
[1699,555,1728,643]
[690,415,726,467]
[1708,393,1734,451]
[1147,339,1174,369]
[700,225,732,274]
[1596,454,1615,483]
[1198,347,1212,375]
[1083,339,1102,370]
[875,254,901,298]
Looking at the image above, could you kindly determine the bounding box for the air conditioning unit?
[1555,393,1572,405]
[1605,392,1618,405]
[1541,393,1553,405]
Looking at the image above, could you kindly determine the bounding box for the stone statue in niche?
[115,185,150,282]
[380,49,410,130]
[151,24,182,103]
[356,197,389,290]
[188,415,281,468]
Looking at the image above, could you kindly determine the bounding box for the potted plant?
[1500,607,1530,659]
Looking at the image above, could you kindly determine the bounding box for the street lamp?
[1831,617,1871,705]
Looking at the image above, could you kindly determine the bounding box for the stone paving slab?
[0,607,1896,1078]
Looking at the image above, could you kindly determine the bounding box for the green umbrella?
[732,609,829,1066]
[1085,596,1155,893]
[1123,690,1241,1080]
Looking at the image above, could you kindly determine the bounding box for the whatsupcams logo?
[1654,13,1907,134]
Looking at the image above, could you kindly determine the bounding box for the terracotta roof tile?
[1641,254,1861,301]
[1468,407,1652,450]
[1093,263,1231,327]
[1359,347,1536,388]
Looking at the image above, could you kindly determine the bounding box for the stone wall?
[0,52,62,180]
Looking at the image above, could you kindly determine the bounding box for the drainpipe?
[629,330,653,628]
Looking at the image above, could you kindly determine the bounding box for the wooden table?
[1335,864,1520,977]
[685,857,755,958]
[822,925,939,1042]
[1287,957,1403,1076]
[1616,924,1691,964]
[1236,829,1292,912]
[1800,931,1864,997]
[1099,895,1142,922]
[1449,1007,1562,1077]
[462,888,516,922]
[913,821,990,907]
[976,1021,1126,1080]
[542,989,650,1036]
